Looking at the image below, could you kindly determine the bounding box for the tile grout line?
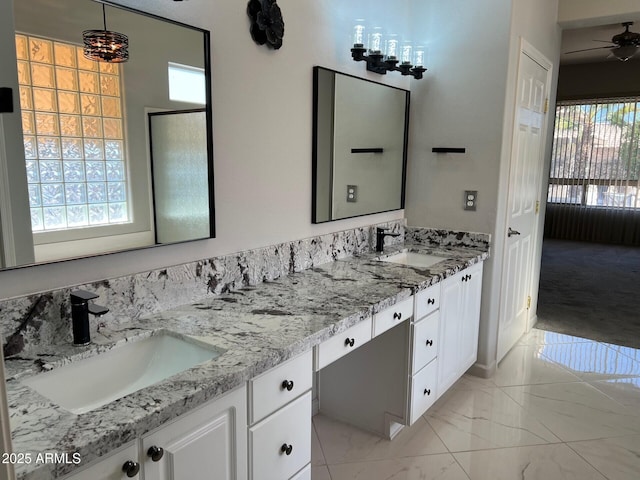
[563,440,614,480]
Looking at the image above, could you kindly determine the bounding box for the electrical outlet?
[347,185,358,202]
[464,190,477,211]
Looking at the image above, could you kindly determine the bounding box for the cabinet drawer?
[373,296,413,337]
[290,464,311,480]
[415,283,440,320]
[249,391,312,480]
[249,350,312,424]
[62,441,139,480]
[315,318,372,370]
[411,311,439,373]
[409,359,438,424]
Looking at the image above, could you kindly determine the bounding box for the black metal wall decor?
[247,0,284,50]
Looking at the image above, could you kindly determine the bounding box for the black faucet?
[375,227,401,253]
[70,290,109,346]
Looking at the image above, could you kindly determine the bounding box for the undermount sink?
[379,251,449,268]
[21,331,224,414]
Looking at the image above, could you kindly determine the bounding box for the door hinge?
[535,200,540,214]
[527,296,531,309]
[544,98,549,114]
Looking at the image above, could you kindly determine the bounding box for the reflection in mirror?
[312,67,409,223]
[0,0,214,270]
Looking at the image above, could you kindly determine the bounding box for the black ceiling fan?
[564,22,640,61]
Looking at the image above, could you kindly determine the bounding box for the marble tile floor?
[311,328,640,480]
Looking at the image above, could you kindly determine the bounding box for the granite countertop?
[5,242,488,479]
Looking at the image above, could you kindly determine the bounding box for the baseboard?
[468,360,496,379]
[384,413,405,440]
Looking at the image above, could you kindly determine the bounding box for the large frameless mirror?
[0,0,214,270]
[312,66,409,223]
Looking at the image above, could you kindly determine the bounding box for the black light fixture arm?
[351,44,426,80]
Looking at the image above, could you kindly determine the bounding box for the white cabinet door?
[142,385,247,480]
[437,263,484,397]
[62,442,139,480]
[437,270,464,395]
[459,263,484,372]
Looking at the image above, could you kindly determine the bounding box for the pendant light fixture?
[83,3,129,63]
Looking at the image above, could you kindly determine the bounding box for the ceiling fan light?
[611,45,637,61]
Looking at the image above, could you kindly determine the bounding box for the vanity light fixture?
[349,21,426,79]
[82,3,129,63]
[351,43,426,80]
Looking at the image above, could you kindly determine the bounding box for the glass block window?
[16,33,129,232]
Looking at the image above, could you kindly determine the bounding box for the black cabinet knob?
[423,388,431,396]
[345,338,355,347]
[427,298,435,305]
[281,380,294,391]
[147,445,164,462]
[281,443,293,455]
[426,339,433,347]
[122,460,140,478]
[393,312,402,320]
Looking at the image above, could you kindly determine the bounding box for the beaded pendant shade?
[82,4,129,63]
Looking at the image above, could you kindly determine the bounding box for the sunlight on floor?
[311,328,640,480]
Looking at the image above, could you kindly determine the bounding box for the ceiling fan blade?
[563,45,615,54]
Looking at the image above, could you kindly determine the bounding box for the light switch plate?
[347,185,358,202]
[464,190,477,211]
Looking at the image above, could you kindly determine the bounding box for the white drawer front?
[415,284,441,320]
[315,318,372,370]
[249,350,313,424]
[249,392,312,480]
[411,311,439,373]
[373,296,413,337]
[409,359,438,424]
[290,464,311,480]
[62,441,139,480]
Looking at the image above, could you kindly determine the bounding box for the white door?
[497,42,551,362]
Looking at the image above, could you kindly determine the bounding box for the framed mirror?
[0,0,214,270]
[312,66,409,223]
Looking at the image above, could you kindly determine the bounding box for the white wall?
[405,0,562,374]
[0,0,411,299]
[559,0,640,28]
[405,0,512,376]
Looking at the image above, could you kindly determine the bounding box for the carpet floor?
[536,239,640,350]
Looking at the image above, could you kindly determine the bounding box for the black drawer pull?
[281,380,294,391]
[345,338,355,347]
[423,388,431,396]
[393,312,402,320]
[122,460,140,477]
[147,446,164,462]
[426,339,433,347]
[281,443,293,455]
[427,298,435,305]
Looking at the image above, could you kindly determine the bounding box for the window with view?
[16,33,129,232]
[549,99,640,209]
